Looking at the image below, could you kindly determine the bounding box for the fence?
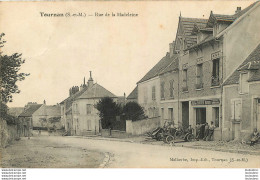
[126,116,161,135]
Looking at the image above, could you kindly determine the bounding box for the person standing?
[195,123,201,140]
[208,121,215,141]
[250,128,259,146]
[203,122,209,141]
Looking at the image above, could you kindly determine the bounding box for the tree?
[0,33,29,103]
[95,97,121,129]
[123,101,146,121]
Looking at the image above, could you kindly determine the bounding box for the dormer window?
[240,72,249,94]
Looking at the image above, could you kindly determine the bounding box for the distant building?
[18,103,42,137]
[72,73,118,135]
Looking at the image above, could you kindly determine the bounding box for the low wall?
[101,129,129,138]
[0,119,19,148]
[126,117,161,135]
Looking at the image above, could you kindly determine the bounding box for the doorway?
[196,108,206,139]
[182,102,189,130]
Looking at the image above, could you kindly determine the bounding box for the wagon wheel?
[186,134,194,142]
[166,135,175,144]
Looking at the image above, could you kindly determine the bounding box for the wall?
[180,42,222,100]
[72,97,118,135]
[0,119,19,148]
[223,82,260,141]
[159,70,180,126]
[101,129,130,138]
[138,77,161,117]
[224,4,260,80]
[126,117,161,135]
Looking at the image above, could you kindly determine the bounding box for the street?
[1,135,260,168]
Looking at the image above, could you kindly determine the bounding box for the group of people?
[195,121,216,141]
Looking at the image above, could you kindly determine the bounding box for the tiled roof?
[60,87,88,110]
[77,83,117,99]
[138,53,174,83]
[180,17,208,47]
[233,1,259,18]
[223,43,260,85]
[127,86,138,100]
[159,55,179,75]
[46,105,61,117]
[19,104,42,117]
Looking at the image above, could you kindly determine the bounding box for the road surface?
[1,136,260,168]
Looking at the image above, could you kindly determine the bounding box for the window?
[144,87,148,103]
[183,69,188,91]
[196,64,203,89]
[169,80,174,98]
[161,108,164,120]
[152,86,156,100]
[161,82,165,99]
[168,108,173,121]
[212,107,219,128]
[86,104,92,114]
[73,104,78,113]
[240,73,249,93]
[212,58,220,86]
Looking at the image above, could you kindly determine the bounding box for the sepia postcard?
[0,0,260,171]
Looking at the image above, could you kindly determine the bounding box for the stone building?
[135,1,260,141]
[223,44,260,141]
[72,73,118,135]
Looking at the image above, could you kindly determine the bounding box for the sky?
[0,1,254,107]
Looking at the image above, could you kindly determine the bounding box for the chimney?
[88,71,94,87]
[169,42,175,58]
[43,100,46,105]
[235,7,241,14]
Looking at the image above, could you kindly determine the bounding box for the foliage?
[95,97,121,129]
[0,102,18,125]
[0,33,30,103]
[123,101,146,121]
[48,117,61,124]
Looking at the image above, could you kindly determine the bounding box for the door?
[182,102,189,130]
[257,100,260,130]
[231,99,242,140]
[196,108,206,139]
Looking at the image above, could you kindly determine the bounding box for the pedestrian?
[208,121,215,141]
[250,128,259,146]
[203,122,209,141]
[195,123,201,140]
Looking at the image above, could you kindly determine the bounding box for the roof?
[19,104,42,117]
[46,105,61,117]
[224,43,260,85]
[180,17,208,48]
[159,55,179,75]
[127,86,138,100]
[7,107,24,117]
[60,87,88,110]
[138,53,174,83]
[77,83,117,99]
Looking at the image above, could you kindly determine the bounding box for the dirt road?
[0,136,105,168]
